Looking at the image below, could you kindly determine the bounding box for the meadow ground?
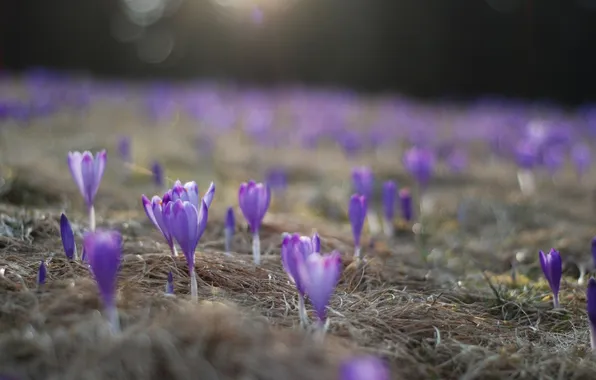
[1,85,596,379]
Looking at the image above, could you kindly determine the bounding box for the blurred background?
[2,0,596,104]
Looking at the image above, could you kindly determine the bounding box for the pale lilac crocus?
[166,199,208,301]
[84,229,123,333]
[281,233,318,327]
[142,192,177,257]
[298,250,342,333]
[67,150,107,231]
[224,207,235,256]
[239,181,271,265]
[587,278,596,351]
[339,356,390,380]
[349,194,367,259]
[60,213,77,261]
[352,166,380,235]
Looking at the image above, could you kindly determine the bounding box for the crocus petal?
[548,249,562,296]
[67,152,85,197]
[84,229,122,308]
[184,181,199,208]
[538,250,550,285]
[37,260,47,286]
[60,213,76,260]
[339,356,391,380]
[142,195,159,227]
[203,182,216,208]
[80,151,98,207]
[93,150,107,195]
[169,200,200,268]
[591,237,596,269]
[197,199,209,242]
[238,181,270,233]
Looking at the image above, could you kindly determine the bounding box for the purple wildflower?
[349,194,367,259]
[351,166,374,201]
[165,271,174,295]
[382,181,396,237]
[224,206,235,256]
[399,188,412,222]
[151,161,164,188]
[403,146,435,189]
[60,213,77,261]
[339,356,390,380]
[37,260,46,290]
[239,181,271,265]
[166,199,208,301]
[67,150,107,231]
[84,229,122,333]
[141,192,177,257]
[587,278,596,351]
[539,249,562,308]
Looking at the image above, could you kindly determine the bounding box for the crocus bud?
[142,192,176,257]
[403,146,435,189]
[224,206,235,256]
[117,136,131,163]
[399,188,412,222]
[239,181,271,266]
[67,150,107,210]
[60,213,77,261]
[339,356,390,380]
[539,249,562,308]
[312,232,321,253]
[351,166,374,201]
[301,251,342,326]
[349,194,367,258]
[37,260,46,290]
[151,161,164,188]
[382,181,396,237]
[84,229,123,333]
[587,278,596,351]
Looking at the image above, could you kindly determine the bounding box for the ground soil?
[1,87,596,379]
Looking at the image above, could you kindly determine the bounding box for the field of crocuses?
[3,71,596,379]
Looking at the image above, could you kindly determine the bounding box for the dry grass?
[2,90,596,379]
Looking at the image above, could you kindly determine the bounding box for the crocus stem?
[517,169,536,196]
[89,205,96,232]
[591,325,596,352]
[190,268,198,302]
[314,318,327,343]
[354,246,361,259]
[366,210,381,235]
[105,305,120,334]
[224,228,233,256]
[252,231,261,266]
[383,218,394,238]
[578,264,587,285]
[298,294,308,328]
[170,244,178,258]
[552,294,560,309]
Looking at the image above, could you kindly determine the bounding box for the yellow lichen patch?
[485,272,532,287]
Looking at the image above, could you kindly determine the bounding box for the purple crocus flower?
[281,233,318,327]
[402,146,435,189]
[571,143,591,180]
[515,140,540,170]
[151,161,164,188]
[587,278,596,351]
[446,149,467,173]
[541,146,565,177]
[399,188,412,222]
[165,271,174,295]
[84,229,122,333]
[349,194,367,259]
[298,251,342,329]
[224,206,235,256]
[539,249,562,308]
[351,166,374,200]
[339,356,390,380]
[239,181,271,265]
[265,167,288,193]
[117,136,131,163]
[37,260,46,290]
[171,180,216,209]
[60,213,77,261]
[67,150,107,231]
[166,199,208,301]
[141,192,177,257]
[382,181,396,237]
